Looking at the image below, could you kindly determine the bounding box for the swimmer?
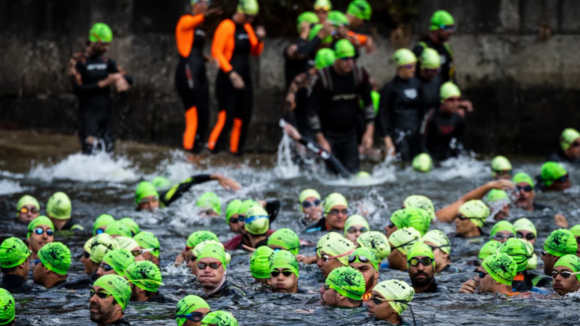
[126,260,166,303]
[348,247,379,301]
[0,237,32,293]
[269,250,300,293]
[388,227,421,272]
[320,266,365,308]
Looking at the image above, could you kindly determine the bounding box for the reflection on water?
[1,130,580,326]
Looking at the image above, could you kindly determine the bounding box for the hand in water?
[459,279,479,293]
[318,138,331,153]
[554,214,569,228]
[229,71,245,89]
[174,254,185,267]
[296,255,317,264]
[361,132,373,152]
[255,26,266,41]
[214,175,242,191]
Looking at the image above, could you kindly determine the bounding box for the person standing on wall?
[208,0,266,156]
[69,23,132,154]
[175,0,222,159]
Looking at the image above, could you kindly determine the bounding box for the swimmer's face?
[423,241,449,271]
[183,307,210,326]
[368,292,393,320]
[187,255,198,275]
[345,225,367,244]
[384,222,398,237]
[349,262,378,292]
[137,196,159,212]
[514,183,535,211]
[302,196,322,223]
[320,284,338,306]
[270,268,298,293]
[565,138,580,159]
[18,205,40,224]
[29,225,54,253]
[408,255,434,287]
[317,251,344,278]
[315,9,329,23]
[454,216,477,237]
[228,214,240,233]
[325,205,348,230]
[552,266,580,296]
[196,257,225,287]
[541,251,559,276]
[397,62,416,80]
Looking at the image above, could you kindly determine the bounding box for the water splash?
[0,179,27,195]
[435,153,489,181]
[275,133,300,179]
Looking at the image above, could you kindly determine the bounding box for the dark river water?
[1,130,580,325]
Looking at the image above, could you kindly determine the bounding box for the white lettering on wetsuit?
[331,94,357,101]
[238,34,249,40]
[86,63,108,71]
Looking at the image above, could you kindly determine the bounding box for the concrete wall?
[1,0,579,155]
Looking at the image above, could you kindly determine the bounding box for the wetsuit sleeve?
[71,61,101,96]
[306,72,323,133]
[376,82,394,138]
[107,59,133,85]
[246,24,264,57]
[284,73,307,126]
[359,68,375,125]
[294,37,322,58]
[453,116,466,156]
[264,198,281,224]
[160,174,212,206]
[348,31,368,46]
[419,109,435,154]
[177,14,204,32]
[176,14,205,58]
[212,20,235,73]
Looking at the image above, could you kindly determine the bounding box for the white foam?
[0,179,27,195]
[435,153,489,181]
[275,133,300,179]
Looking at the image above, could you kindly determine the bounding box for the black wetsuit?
[532,202,552,211]
[159,174,213,207]
[57,272,98,290]
[105,318,131,326]
[376,76,423,162]
[547,149,580,165]
[283,35,321,88]
[307,65,374,174]
[420,108,465,162]
[204,280,245,299]
[413,37,455,83]
[61,218,84,232]
[72,52,132,154]
[147,292,170,303]
[418,74,443,112]
[0,274,33,294]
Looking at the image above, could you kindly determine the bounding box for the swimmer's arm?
[161,174,241,206]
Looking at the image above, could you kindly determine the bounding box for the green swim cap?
[308,24,333,44]
[315,49,336,70]
[541,162,568,187]
[320,235,355,266]
[91,234,119,264]
[491,156,512,175]
[389,227,421,256]
[499,238,532,272]
[570,224,580,237]
[134,231,160,258]
[326,266,365,300]
[349,247,378,271]
[334,39,356,59]
[250,246,275,278]
[328,11,349,26]
[403,195,436,221]
[347,0,372,20]
[270,250,300,277]
[105,221,132,238]
[314,0,332,11]
[115,236,139,251]
[226,200,243,224]
[440,81,461,103]
[356,171,371,179]
[267,228,301,255]
[479,241,501,260]
[93,214,115,236]
[16,195,40,218]
[373,280,414,315]
[481,253,517,286]
[89,23,113,43]
[93,274,131,310]
[84,237,95,253]
[197,243,228,270]
[176,295,210,326]
[389,207,431,236]
[527,252,538,271]
[135,181,159,205]
[458,200,489,228]
[103,248,135,277]
[38,242,71,275]
[356,231,391,261]
[297,12,319,33]
[316,232,344,257]
[324,193,348,213]
[27,216,54,239]
[490,221,515,238]
[119,217,140,236]
[46,192,72,220]
[196,192,222,216]
[201,311,238,326]
[245,206,269,235]
[239,200,260,215]
[0,288,14,325]
[151,176,171,191]
[554,254,580,282]
[371,91,380,114]
[187,231,219,249]
[0,237,30,268]
[191,241,226,261]
[344,215,370,236]
[420,48,440,70]
[513,218,537,237]
[486,189,509,204]
[237,0,259,15]
[393,49,417,66]
[299,189,321,203]
[412,153,433,173]
[512,172,534,188]
[407,242,435,268]
[430,10,455,31]
[126,260,164,292]
[421,230,451,254]
[560,128,580,151]
[544,229,578,257]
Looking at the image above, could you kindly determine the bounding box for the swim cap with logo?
[420,48,440,70]
[197,243,228,270]
[512,172,534,187]
[250,246,275,278]
[126,260,164,292]
[237,0,259,15]
[513,218,537,237]
[187,231,219,249]
[119,218,140,236]
[308,24,334,44]
[372,280,414,315]
[191,241,226,261]
[490,221,515,238]
[297,12,319,33]
[16,195,40,218]
[430,10,454,31]
[403,195,436,221]
[115,237,139,251]
[89,23,113,43]
[176,295,210,326]
[349,247,378,271]
[102,248,135,277]
[0,289,15,325]
[421,230,451,254]
[46,192,72,220]
[326,266,365,300]
[389,227,421,256]
[440,82,461,103]
[316,232,344,257]
[134,231,160,258]
[479,241,501,260]
[389,207,431,236]
[201,311,238,326]
[540,162,568,187]
[412,153,433,173]
[499,238,532,272]
[324,193,348,213]
[93,214,115,236]
[554,254,580,282]
[344,215,370,237]
[458,200,489,228]
[356,231,391,260]
[491,156,512,176]
[245,206,270,235]
[570,224,580,237]
[314,0,332,11]
[84,237,95,253]
[315,48,336,70]
[334,39,356,59]
[407,242,435,268]
[91,234,119,264]
[393,49,417,66]
[0,237,30,268]
[105,221,132,238]
[151,176,171,191]
[267,228,301,255]
[544,229,578,257]
[135,182,159,205]
[27,216,54,239]
[270,250,300,277]
[320,235,355,266]
[481,253,517,286]
[38,242,71,275]
[347,0,372,20]
[196,192,222,215]
[560,128,580,151]
[239,200,260,215]
[226,200,242,224]
[93,274,131,310]
[328,11,350,26]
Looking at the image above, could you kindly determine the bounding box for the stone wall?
[0,0,579,155]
